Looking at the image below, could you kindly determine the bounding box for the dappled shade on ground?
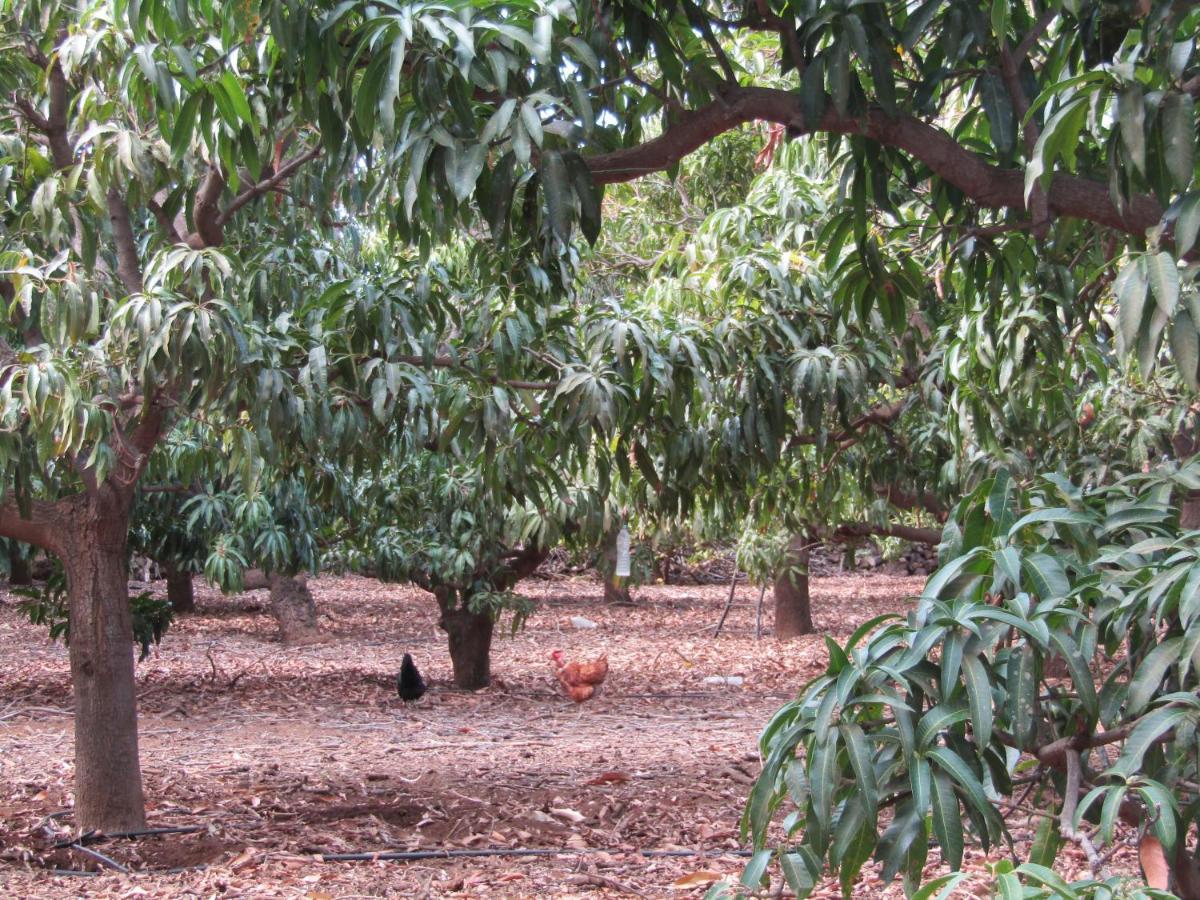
[0,573,1141,896]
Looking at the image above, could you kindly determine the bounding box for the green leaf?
[840,723,878,818]
[922,546,988,602]
[1116,258,1149,356]
[811,728,841,840]
[1099,784,1127,844]
[1126,637,1182,716]
[962,654,993,749]
[916,703,970,748]
[217,71,254,128]
[452,144,487,203]
[1111,705,1194,776]
[779,848,820,897]
[829,39,850,117]
[1176,193,1200,256]
[1007,508,1095,539]
[1027,812,1061,868]
[519,100,543,147]
[1162,92,1196,191]
[930,768,964,870]
[1047,631,1098,719]
[1171,307,1200,391]
[1021,552,1069,601]
[994,871,1021,900]
[979,72,1015,155]
[1007,644,1041,748]
[540,151,572,241]
[564,152,603,246]
[740,849,772,888]
[1025,97,1086,204]
[910,871,970,900]
[1118,84,1147,174]
[831,798,876,898]
[1148,251,1180,319]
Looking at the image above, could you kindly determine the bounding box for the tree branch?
[873,483,947,521]
[0,498,68,554]
[833,521,942,545]
[18,56,76,170]
[584,86,1164,240]
[786,397,909,453]
[106,190,143,295]
[186,166,227,249]
[146,198,183,243]
[998,44,1048,236]
[216,146,321,227]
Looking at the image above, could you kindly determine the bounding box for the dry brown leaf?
[672,870,723,887]
[1140,834,1170,889]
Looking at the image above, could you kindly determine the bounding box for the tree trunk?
[1182,497,1200,530]
[62,491,147,833]
[268,574,323,645]
[599,531,633,604]
[9,543,32,586]
[437,591,495,690]
[604,577,632,604]
[166,567,195,614]
[774,535,814,638]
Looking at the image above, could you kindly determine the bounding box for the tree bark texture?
[267,574,323,645]
[437,592,495,690]
[165,567,195,613]
[774,535,814,638]
[61,489,147,833]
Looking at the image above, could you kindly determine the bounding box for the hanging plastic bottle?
[615,524,631,577]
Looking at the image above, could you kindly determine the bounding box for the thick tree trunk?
[9,543,32,586]
[62,491,147,833]
[437,591,495,690]
[267,575,323,645]
[774,535,814,638]
[166,567,195,614]
[604,577,632,604]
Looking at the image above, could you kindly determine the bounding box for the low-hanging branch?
[833,521,942,545]
[584,85,1164,241]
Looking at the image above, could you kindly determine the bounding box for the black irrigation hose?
[70,843,129,874]
[319,847,757,862]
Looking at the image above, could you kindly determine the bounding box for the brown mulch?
[0,573,1141,897]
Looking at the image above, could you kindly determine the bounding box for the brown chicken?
[551,650,609,703]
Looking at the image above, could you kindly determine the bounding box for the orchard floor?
[0,573,1139,898]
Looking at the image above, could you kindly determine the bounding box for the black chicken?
[397,653,427,701]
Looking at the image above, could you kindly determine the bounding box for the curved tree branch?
[0,499,69,555]
[833,521,942,545]
[585,86,1163,240]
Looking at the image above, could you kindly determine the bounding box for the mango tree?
[0,0,575,830]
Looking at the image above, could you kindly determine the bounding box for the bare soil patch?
[0,573,1139,896]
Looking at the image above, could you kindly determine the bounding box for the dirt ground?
[0,573,1139,897]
